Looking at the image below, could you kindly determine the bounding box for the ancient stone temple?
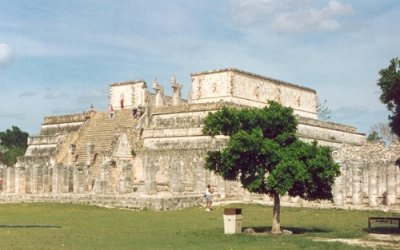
[0,68,399,210]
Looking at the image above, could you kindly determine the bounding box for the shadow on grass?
[0,224,61,228]
[244,226,330,234]
[363,227,400,235]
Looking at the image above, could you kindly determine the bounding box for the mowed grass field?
[0,202,398,250]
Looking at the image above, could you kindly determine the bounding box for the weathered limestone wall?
[109,80,184,111]
[332,142,400,206]
[140,149,209,194]
[143,104,365,148]
[41,113,88,136]
[109,80,147,109]
[190,68,317,119]
[298,117,365,147]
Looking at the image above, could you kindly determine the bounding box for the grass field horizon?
[0,202,398,249]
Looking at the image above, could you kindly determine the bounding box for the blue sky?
[0,0,399,135]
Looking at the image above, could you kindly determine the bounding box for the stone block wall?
[297,117,365,147]
[41,113,88,136]
[190,68,317,119]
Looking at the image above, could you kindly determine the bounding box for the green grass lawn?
[0,202,398,249]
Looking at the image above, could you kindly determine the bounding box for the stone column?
[25,166,31,194]
[342,163,352,203]
[144,161,157,194]
[86,143,94,166]
[193,151,207,193]
[152,78,164,107]
[62,166,73,193]
[68,144,76,166]
[368,163,379,207]
[31,165,39,194]
[15,164,26,194]
[378,163,387,200]
[386,163,397,205]
[52,164,63,193]
[95,161,113,193]
[362,164,369,203]
[333,173,344,206]
[73,166,80,193]
[82,165,90,193]
[6,166,15,193]
[171,161,184,193]
[117,161,132,194]
[352,162,363,205]
[171,76,182,106]
[42,165,49,193]
[38,165,44,193]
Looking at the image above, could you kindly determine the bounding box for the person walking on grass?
[205,184,214,211]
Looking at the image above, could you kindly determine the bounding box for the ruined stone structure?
[0,68,399,210]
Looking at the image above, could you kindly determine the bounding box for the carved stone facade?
[190,68,317,119]
[0,68,398,210]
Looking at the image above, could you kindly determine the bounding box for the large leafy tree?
[0,126,29,166]
[203,101,340,234]
[377,58,400,137]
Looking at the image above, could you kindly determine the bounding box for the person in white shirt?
[205,184,214,211]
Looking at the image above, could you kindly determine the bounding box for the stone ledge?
[43,113,90,125]
[0,193,203,211]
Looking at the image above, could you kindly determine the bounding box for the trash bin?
[223,208,242,234]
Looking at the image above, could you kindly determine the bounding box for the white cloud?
[272,0,353,33]
[0,43,14,67]
[229,0,353,34]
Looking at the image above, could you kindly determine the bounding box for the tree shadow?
[0,224,61,228]
[244,226,330,234]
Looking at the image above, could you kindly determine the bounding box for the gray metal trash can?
[223,208,242,234]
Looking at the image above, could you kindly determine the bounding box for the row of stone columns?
[2,160,135,195]
[143,150,211,195]
[334,161,399,206]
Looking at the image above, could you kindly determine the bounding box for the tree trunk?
[271,192,282,235]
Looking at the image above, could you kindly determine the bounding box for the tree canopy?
[0,126,29,166]
[203,101,340,234]
[377,58,400,137]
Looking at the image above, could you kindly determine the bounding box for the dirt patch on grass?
[313,234,400,249]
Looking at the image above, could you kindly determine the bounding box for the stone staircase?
[62,109,139,175]
[55,132,79,164]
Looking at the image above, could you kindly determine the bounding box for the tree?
[377,58,400,138]
[0,126,29,166]
[203,101,340,234]
[317,98,331,121]
[366,131,382,142]
[367,123,398,144]
[0,126,28,148]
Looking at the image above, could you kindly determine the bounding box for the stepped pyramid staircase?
[58,108,140,176]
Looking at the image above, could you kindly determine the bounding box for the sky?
[0,0,399,135]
